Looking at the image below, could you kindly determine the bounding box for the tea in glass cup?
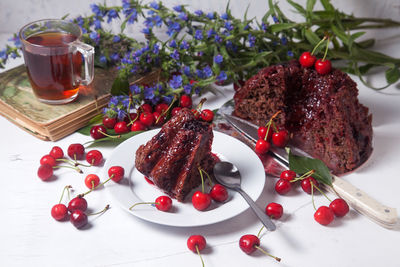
[19,19,95,104]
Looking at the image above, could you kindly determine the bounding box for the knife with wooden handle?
[222,113,398,229]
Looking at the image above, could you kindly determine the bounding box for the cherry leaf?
[288,150,332,186]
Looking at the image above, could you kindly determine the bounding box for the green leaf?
[77,124,92,136]
[331,24,349,46]
[320,0,335,11]
[269,23,297,33]
[306,0,317,13]
[288,150,332,186]
[121,19,128,32]
[287,0,306,15]
[111,76,130,96]
[87,131,144,147]
[304,29,320,45]
[61,13,70,20]
[385,67,400,84]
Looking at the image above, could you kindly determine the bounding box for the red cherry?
[155,103,169,114]
[257,126,272,141]
[191,109,200,119]
[301,177,319,194]
[153,111,165,125]
[265,202,283,219]
[272,130,289,148]
[315,59,332,75]
[90,125,107,140]
[155,196,172,211]
[40,155,56,167]
[114,121,129,134]
[131,121,146,132]
[280,170,296,181]
[200,109,214,122]
[68,196,88,212]
[51,204,68,221]
[102,116,117,129]
[314,206,334,225]
[141,103,153,113]
[86,150,103,166]
[171,107,182,116]
[139,112,155,127]
[329,198,349,217]
[192,191,211,211]
[180,95,192,108]
[38,164,53,181]
[255,139,270,154]
[187,235,206,252]
[299,51,316,67]
[210,184,228,202]
[239,234,260,254]
[127,112,139,122]
[67,143,85,160]
[70,210,88,229]
[84,174,100,189]
[108,166,125,183]
[49,146,64,159]
[275,178,291,195]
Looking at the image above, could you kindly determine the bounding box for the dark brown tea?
[24,32,82,101]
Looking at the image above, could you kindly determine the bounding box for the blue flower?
[93,19,102,29]
[261,22,267,32]
[281,36,287,45]
[178,12,188,21]
[10,52,17,59]
[111,53,120,61]
[75,16,84,26]
[113,35,121,43]
[107,9,118,23]
[207,29,216,38]
[162,95,174,104]
[0,49,7,60]
[130,84,141,94]
[173,5,182,12]
[272,15,279,23]
[197,51,204,57]
[90,4,103,17]
[170,49,179,60]
[121,95,130,108]
[224,21,234,31]
[217,71,227,82]
[117,110,126,121]
[122,0,131,12]
[214,34,222,44]
[153,15,162,27]
[169,40,177,48]
[9,36,22,48]
[194,29,203,40]
[99,55,107,63]
[221,13,228,20]
[89,31,100,43]
[152,43,160,54]
[248,34,256,47]
[206,12,215,20]
[149,1,159,10]
[167,21,181,36]
[109,96,119,106]
[244,24,251,30]
[169,75,183,89]
[183,84,192,94]
[183,66,191,76]
[203,66,213,78]
[127,9,138,24]
[287,50,294,57]
[180,40,190,50]
[194,10,203,16]
[141,27,151,34]
[144,86,155,100]
[214,54,223,64]
[196,69,205,79]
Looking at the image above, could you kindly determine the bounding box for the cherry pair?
[299,36,332,75]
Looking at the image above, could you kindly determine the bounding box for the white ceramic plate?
[103,129,265,227]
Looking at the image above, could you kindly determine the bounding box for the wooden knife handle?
[325,175,398,228]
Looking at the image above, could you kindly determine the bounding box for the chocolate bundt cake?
[234,60,372,174]
[135,108,216,201]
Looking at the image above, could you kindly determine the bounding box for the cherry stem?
[53,165,82,173]
[257,225,265,238]
[88,204,110,216]
[311,36,327,55]
[58,185,72,204]
[311,181,332,202]
[56,158,75,166]
[199,167,213,186]
[291,169,315,183]
[127,113,139,126]
[311,182,316,210]
[75,162,92,168]
[82,174,115,196]
[129,202,158,210]
[98,129,121,139]
[255,246,281,262]
[198,167,205,193]
[322,37,330,61]
[155,95,178,124]
[195,245,205,267]
[195,98,207,112]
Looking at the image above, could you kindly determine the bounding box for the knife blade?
[221,113,398,228]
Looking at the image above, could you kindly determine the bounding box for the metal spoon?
[213,161,276,231]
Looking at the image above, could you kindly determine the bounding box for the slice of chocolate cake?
[135,108,215,201]
[234,60,372,174]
